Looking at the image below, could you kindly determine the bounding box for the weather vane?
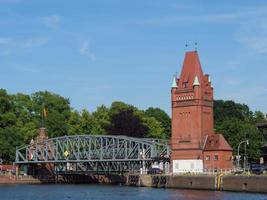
[194,42,198,51]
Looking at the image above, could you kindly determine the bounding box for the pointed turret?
[178,51,204,88]
[171,76,177,88]
[193,75,200,86]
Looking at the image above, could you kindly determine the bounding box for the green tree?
[107,102,148,137]
[214,100,265,163]
[67,110,82,135]
[214,100,253,126]
[216,119,263,162]
[91,105,110,135]
[145,107,171,138]
[143,116,164,138]
[80,109,92,134]
[31,91,71,137]
[253,111,266,124]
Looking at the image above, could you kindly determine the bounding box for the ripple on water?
[0,184,267,200]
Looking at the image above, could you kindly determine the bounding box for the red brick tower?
[171,51,232,173]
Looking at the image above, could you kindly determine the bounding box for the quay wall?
[127,174,267,193]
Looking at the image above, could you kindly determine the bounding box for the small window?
[205,155,210,161]
[214,155,218,161]
[182,82,188,88]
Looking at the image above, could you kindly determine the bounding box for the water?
[0,184,267,200]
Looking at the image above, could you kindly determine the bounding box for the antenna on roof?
[194,42,198,51]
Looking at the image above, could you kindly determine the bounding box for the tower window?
[214,155,218,161]
[205,155,210,161]
[182,82,188,88]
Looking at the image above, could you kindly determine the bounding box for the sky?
[0,0,267,115]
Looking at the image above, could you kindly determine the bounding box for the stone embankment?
[127,174,267,193]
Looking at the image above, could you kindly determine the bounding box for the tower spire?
[171,76,177,88]
[178,51,204,88]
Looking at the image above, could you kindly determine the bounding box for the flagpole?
[41,107,44,128]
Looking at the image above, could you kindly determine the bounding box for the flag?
[43,108,48,118]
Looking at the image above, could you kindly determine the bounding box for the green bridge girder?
[15,135,170,173]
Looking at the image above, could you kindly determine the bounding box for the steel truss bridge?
[15,135,170,174]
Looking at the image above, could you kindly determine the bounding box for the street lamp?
[237,140,249,169]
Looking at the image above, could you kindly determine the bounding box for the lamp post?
[237,140,249,169]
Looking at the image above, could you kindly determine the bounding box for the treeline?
[214,100,266,162]
[0,89,266,164]
[0,89,171,163]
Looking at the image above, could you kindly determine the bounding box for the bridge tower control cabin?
[171,51,233,173]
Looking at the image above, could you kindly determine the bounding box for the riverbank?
[1,174,267,193]
[127,174,267,193]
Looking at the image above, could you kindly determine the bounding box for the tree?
[253,111,266,124]
[80,109,92,134]
[214,100,265,163]
[216,119,264,162]
[107,102,148,137]
[143,116,164,138]
[145,107,171,138]
[90,105,110,135]
[0,127,23,162]
[214,100,253,126]
[67,110,82,135]
[31,91,71,137]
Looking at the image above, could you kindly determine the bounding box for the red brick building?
[171,51,232,173]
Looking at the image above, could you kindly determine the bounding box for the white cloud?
[80,41,96,60]
[42,15,61,28]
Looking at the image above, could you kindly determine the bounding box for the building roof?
[178,51,204,88]
[204,134,232,151]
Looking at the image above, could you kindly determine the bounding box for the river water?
[0,184,267,200]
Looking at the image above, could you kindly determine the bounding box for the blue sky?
[1,0,267,115]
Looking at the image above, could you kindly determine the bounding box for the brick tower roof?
[178,51,204,88]
[204,134,232,151]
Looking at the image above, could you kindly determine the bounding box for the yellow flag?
[43,108,48,118]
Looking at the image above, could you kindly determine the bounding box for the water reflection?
[0,184,267,200]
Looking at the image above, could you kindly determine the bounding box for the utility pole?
[237,140,249,169]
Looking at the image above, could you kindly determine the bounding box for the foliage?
[31,91,71,138]
[106,101,148,138]
[90,105,110,135]
[145,107,171,138]
[214,100,266,163]
[0,88,265,165]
